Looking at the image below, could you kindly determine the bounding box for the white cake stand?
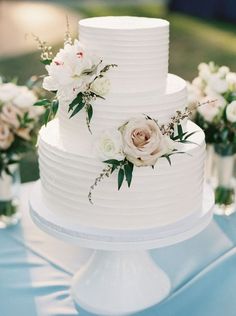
[29,180,214,316]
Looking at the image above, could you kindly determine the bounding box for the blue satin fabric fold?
[0,184,235,316]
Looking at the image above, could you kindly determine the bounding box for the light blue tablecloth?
[0,183,236,316]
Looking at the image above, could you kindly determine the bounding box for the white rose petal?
[95,129,124,161]
[226,72,236,90]
[226,101,236,123]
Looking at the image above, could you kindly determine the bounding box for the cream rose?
[0,122,14,150]
[96,129,124,161]
[90,77,110,96]
[226,101,236,123]
[226,72,236,90]
[207,74,228,94]
[0,104,23,129]
[120,118,173,167]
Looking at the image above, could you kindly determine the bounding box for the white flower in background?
[198,96,225,123]
[207,74,228,94]
[187,81,202,106]
[226,101,236,123]
[0,83,19,103]
[0,122,14,150]
[43,39,99,101]
[13,86,37,110]
[198,62,217,81]
[90,77,110,96]
[192,76,205,91]
[218,66,230,78]
[0,104,23,129]
[120,118,173,167]
[96,129,124,161]
[226,72,236,90]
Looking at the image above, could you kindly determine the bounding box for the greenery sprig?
[68,62,117,133]
[88,158,134,204]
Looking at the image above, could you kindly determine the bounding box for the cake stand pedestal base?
[30,181,214,316]
[72,250,170,316]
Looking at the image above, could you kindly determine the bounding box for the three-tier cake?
[37,16,206,230]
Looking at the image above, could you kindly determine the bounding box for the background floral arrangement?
[0,78,43,176]
[187,61,236,156]
[33,27,117,132]
[187,62,236,212]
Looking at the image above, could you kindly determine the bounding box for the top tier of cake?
[79,16,169,93]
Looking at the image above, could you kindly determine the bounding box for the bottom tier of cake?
[38,119,205,230]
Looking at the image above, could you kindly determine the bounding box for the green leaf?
[69,102,85,118]
[44,108,51,126]
[52,99,59,115]
[183,131,197,141]
[104,159,121,166]
[87,105,93,123]
[34,99,50,106]
[177,124,184,140]
[165,155,172,166]
[124,161,134,187]
[118,168,124,190]
[68,93,84,112]
[41,59,52,65]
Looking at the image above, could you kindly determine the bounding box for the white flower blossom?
[226,101,236,123]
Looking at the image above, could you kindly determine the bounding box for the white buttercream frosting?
[38,16,206,231]
[79,16,169,93]
[38,119,205,230]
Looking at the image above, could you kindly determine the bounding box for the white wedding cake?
[37,16,206,230]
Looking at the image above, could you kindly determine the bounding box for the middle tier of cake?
[38,119,206,231]
[57,73,187,150]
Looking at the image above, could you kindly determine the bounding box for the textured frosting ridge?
[38,120,205,230]
[79,16,169,93]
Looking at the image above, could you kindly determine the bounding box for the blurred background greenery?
[0,0,236,182]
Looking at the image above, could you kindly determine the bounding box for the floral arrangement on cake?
[187,62,236,211]
[187,62,236,155]
[88,102,211,203]
[33,24,117,132]
[0,79,43,176]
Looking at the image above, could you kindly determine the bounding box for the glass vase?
[205,144,216,183]
[0,164,21,228]
[214,146,236,216]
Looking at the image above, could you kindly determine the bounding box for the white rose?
[90,77,110,96]
[208,74,228,94]
[0,83,19,103]
[0,104,23,129]
[226,72,236,90]
[226,101,236,123]
[120,118,172,167]
[96,129,124,161]
[198,96,225,122]
[0,122,14,150]
[13,86,37,110]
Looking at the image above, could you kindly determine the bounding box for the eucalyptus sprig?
[88,158,134,204]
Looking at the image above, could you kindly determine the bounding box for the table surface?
[1,183,236,316]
